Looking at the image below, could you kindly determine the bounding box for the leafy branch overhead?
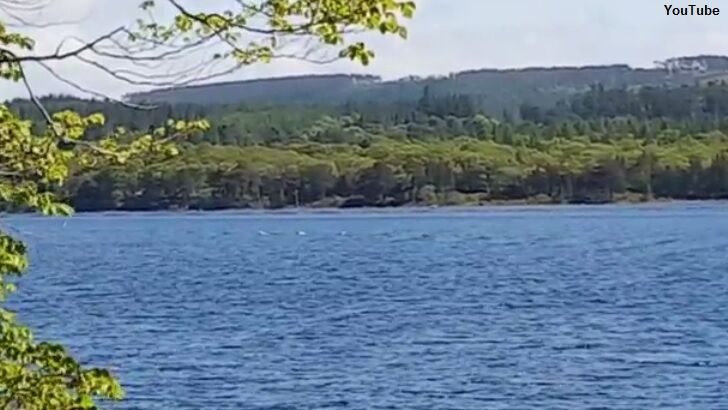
[0,0,415,408]
[1,0,415,90]
[152,0,414,66]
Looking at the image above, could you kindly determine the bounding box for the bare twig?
[35,61,157,110]
[0,3,85,28]
[7,27,125,63]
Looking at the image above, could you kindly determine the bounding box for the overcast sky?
[2,0,727,99]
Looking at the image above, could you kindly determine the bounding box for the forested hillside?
[7,56,728,211]
[127,55,728,117]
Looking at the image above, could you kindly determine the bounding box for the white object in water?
[297,231,307,236]
[258,230,269,236]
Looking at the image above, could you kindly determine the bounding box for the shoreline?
[63,198,728,216]
[5,198,728,218]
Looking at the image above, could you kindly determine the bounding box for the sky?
[2,0,728,99]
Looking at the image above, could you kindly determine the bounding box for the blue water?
[5,204,728,409]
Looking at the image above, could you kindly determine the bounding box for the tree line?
[13,81,728,144]
[63,135,728,211]
[9,82,728,211]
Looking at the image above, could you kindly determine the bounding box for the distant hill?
[126,74,382,106]
[126,55,728,117]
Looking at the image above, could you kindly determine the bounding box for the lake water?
[5,204,728,409]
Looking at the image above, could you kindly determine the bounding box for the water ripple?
[6,204,728,409]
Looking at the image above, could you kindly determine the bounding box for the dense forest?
[62,135,728,211]
[8,57,728,211]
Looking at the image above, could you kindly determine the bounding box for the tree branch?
[5,27,124,63]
